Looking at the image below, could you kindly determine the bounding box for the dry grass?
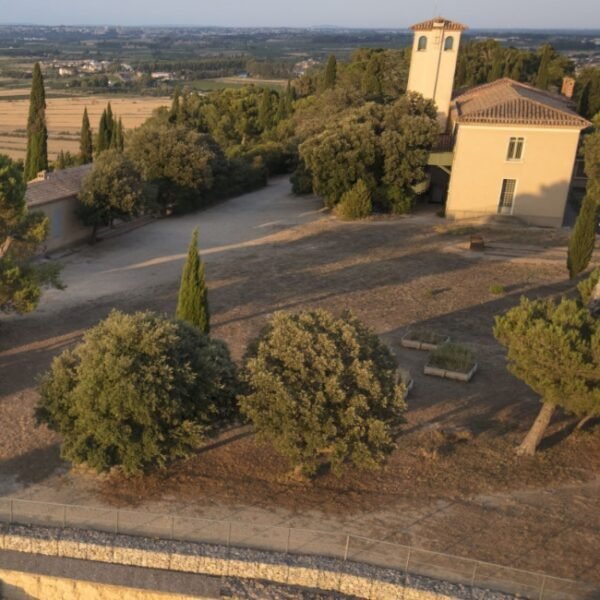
[0,94,169,160]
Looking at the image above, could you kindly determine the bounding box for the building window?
[418,36,427,51]
[498,179,517,213]
[444,36,454,51]
[507,137,525,160]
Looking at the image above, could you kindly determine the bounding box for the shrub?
[239,309,406,476]
[429,343,475,373]
[290,160,313,195]
[405,327,447,345]
[36,310,238,475]
[337,179,372,220]
[578,267,600,305]
[489,283,506,295]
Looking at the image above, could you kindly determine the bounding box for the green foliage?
[78,150,145,239]
[127,120,215,213]
[337,179,372,220]
[79,108,93,164]
[489,283,506,295]
[36,310,238,475]
[578,268,600,306]
[429,343,475,373]
[176,229,210,334]
[52,150,79,171]
[574,67,600,120]
[299,93,437,210]
[323,54,337,90]
[567,193,598,279]
[0,154,62,313]
[239,310,406,476]
[535,44,553,90]
[110,117,125,151]
[494,296,600,419]
[96,108,111,155]
[24,63,48,181]
[290,159,313,195]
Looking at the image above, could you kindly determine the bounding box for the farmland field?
[0,93,169,160]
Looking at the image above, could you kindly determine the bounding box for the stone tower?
[407,17,468,130]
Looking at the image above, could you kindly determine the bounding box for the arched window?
[444,36,454,51]
[418,36,428,51]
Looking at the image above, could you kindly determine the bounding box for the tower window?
[507,137,525,160]
[444,36,454,51]
[418,36,428,51]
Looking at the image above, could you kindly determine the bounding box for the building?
[26,165,92,253]
[408,17,592,227]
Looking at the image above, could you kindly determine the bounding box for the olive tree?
[36,310,238,475]
[494,289,600,456]
[239,310,406,476]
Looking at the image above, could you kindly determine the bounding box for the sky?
[2,0,599,29]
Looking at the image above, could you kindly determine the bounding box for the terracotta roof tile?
[452,78,591,128]
[26,164,92,207]
[411,17,468,32]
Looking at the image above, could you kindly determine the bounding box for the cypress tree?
[284,81,294,115]
[510,57,524,82]
[535,45,552,90]
[79,107,93,164]
[362,55,383,101]
[110,117,124,151]
[169,87,181,123]
[258,89,273,132]
[176,229,210,334]
[96,109,110,155]
[324,54,337,89]
[577,81,591,119]
[567,193,599,279]
[106,102,114,142]
[24,62,48,181]
[489,49,505,82]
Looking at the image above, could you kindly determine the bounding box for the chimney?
[34,170,49,181]
[561,76,576,99]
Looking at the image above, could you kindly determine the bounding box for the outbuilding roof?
[410,17,468,32]
[26,164,92,207]
[452,78,591,128]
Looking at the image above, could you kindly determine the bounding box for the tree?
[337,179,372,220]
[535,44,553,90]
[323,54,337,90]
[24,62,48,181]
[239,310,406,477]
[78,149,145,241]
[176,229,210,334]
[52,150,79,170]
[362,54,384,101]
[577,80,592,119]
[111,117,124,151]
[36,310,238,475]
[79,107,93,164]
[567,193,598,279]
[0,154,61,313]
[258,89,274,132]
[96,109,111,155]
[127,121,215,213]
[494,295,600,456]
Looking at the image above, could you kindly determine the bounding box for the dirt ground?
[0,177,599,586]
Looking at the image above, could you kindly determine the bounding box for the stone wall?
[0,524,510,600]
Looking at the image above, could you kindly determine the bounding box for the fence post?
[343,535,350,561]
[404,549,412,582]
[286,528,291,554]
[62,505,67,528]
[539,575,547,600]
[470,562,478,596]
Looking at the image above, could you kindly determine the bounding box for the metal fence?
[0,497,597,600]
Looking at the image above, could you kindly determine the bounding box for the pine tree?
[567,193,599,279]
[24,62,48,181]
[362,55,383,101]
[323,54,337,89]
[176,229,210,334]
[577,81,591,119]
[535,45,552,90]
[258,89,273,132]
[79,107,93,164]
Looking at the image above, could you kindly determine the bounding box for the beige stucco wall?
[0,570,201,600]
[33,195,91,253]
[407,26,462,130]
[445,123,582,227]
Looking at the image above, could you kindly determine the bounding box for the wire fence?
[0,497,597,600]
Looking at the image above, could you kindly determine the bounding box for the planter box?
[400,334,450,352]
[424,362,478,383]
